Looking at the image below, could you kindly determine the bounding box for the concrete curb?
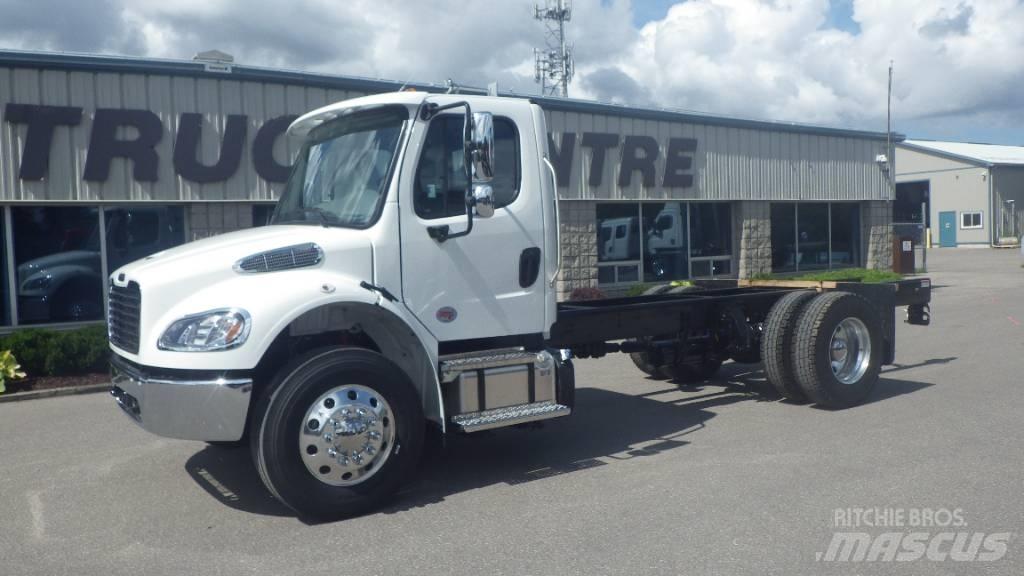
[0,383,110,404]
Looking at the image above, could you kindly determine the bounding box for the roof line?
[1,49,896,141]
[898,141,992,168]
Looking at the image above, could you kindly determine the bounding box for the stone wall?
[734,201,772,278]
[862,200,893,270]
[556,200,598,301]
[188,203,254,241]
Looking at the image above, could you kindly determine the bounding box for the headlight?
[22,274,52,291]
[158,308,251,352]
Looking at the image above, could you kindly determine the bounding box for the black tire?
[250,347,424,520]
[792,292,883,409]
[761,290,816,401]
[629,350,665,378]
[660,357,723,384]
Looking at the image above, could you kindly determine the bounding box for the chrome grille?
[108,282,141,354]
[234,243,323,273]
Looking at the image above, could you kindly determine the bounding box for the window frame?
[412,114,522,220]
[595,200,735,287]
[960,211,983,230]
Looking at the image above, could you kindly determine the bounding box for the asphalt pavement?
[1,248,1021,576]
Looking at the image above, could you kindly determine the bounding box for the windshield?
[274,106,408,228]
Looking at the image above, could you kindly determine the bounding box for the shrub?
[569,286,606,301]
[0,350,27,394]
[0,325,109,377]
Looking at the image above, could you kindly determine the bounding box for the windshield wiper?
[277,207,332,228]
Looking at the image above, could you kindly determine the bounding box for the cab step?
[451,401,571,433]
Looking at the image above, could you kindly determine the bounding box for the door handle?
[519,247,542,288]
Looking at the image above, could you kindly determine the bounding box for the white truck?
[109,92,932,519]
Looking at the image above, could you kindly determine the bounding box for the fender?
[282,298,445,430]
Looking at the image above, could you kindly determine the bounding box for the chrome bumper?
[110,355,253,442]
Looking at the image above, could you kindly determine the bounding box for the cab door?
[398,100,547,343]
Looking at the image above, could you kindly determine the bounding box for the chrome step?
[450,401,571,433]
[439,347,546,382]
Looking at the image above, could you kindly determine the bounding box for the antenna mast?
[534,0,575,98]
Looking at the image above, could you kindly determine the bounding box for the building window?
[798,203,830,271]
[830,203,861,267]
[104,206,186,273]
[642,202,687,282]
[12,206,103,324]
[961,211,983,229]
[597,201,733,285]
[597,203,641,284]
[253,204,276,227]
[0,214,9,326]
[771,202,863,273]
[414,116,519,219]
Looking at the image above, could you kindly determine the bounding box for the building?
[0,49,896,329]
[896,140,1024,248]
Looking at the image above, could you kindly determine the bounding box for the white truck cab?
[109,93,568,518]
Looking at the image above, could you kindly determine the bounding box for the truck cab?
[109,93,568,518]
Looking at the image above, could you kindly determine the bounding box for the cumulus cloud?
[1,0,1022,139]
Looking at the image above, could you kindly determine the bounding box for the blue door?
[939,211,957,247]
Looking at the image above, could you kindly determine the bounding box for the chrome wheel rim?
[299,384,395,487]
[829,317,871,385]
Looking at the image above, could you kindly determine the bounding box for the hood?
[114,224,374,292]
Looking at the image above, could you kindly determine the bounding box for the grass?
[752,268,903,283]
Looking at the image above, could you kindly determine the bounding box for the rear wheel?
[660,356,723,384]
[250,347,424,520]
[792,292,883,408]
[761,290,816,401]
[629,349,664,378]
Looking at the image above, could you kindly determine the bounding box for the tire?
[629,349,665,378]
[792,292,883,409]
[250,347,424,520]
[660,357,723,384]
[761,290,816,401]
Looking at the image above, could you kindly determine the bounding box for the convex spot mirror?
[473,185,494,218]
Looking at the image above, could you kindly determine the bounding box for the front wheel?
[250,347,424,520]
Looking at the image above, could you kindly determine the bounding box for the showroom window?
[771,203,862,273]
[1,205,189,327]
[253,204,276,227]
[11,206,103,324]
[961,211,983,229]
[597,202,733,285]
[104,206,186,273]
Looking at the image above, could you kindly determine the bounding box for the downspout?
[990,167,997,247]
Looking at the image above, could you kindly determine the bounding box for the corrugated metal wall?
[1,63,891,204]
[0,66,369,202]
[544,109,892,202]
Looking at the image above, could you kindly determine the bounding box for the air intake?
[234,243,324,273]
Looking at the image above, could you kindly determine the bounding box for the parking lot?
[1,248,1021,576]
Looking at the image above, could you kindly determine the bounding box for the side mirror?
[473,185,495,218]
[470,112,495,182]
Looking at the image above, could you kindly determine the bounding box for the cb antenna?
[534,0,574,97]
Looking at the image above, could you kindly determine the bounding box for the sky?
[0,0,1021,145]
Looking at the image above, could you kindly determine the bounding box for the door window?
[414,115,520,219]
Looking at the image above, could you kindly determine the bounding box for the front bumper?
[109,354,253,442]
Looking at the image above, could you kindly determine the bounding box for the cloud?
[1,0,1023,140]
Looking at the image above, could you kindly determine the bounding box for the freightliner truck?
[108,92,932,519]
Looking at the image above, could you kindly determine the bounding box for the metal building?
[0,50,895,329]
[896,140,1024,248]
